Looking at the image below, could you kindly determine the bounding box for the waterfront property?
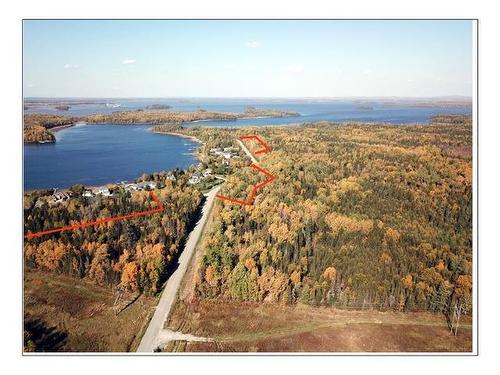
[209,147,238,160]
[124,181,157,191]
[52,190,72,203]
[188,173,202,185]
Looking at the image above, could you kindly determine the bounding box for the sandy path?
[236,139,258,163]
[137,185,221,352]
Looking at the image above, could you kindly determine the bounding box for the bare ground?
[164,300,472,353]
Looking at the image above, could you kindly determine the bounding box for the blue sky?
[23,20,473,98]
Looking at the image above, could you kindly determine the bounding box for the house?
[167,174,176,181]
[124,180,157,191]
[203,168,213,177]
[82,190,93,198]
[136,181,157,190]
[51,190,72,204]
[188,173,202,185]
[209,146,235,160]
[124,183,138,191]
[93,186,112,196]
[188,176,200,185]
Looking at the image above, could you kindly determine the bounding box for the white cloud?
[363,69,372,75]
[245,41,261,48]
[407,79,415,83]
[122,59,136,65]
[63,64,80,69]
[286,64,304,74]
[223,63,235,70]
[26,83,36,88]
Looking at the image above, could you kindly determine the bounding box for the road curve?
[137,185,221,352]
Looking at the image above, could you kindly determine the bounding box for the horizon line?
[24,95,473,100]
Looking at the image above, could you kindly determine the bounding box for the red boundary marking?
[216,163,275,206]
[239,135,272,154]
[216,135,275,206]
[24,191,164,239]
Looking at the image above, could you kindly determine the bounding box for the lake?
[24,98,471,125]
[24,124,199,190]
[24,99,472,190]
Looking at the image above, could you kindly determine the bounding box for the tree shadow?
[24,315,68,352]
[159,194,206,285]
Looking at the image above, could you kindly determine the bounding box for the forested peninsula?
[82,107,299,124]
[23,114,76,143]
[23,107,299,143]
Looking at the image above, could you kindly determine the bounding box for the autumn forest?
[24,115,473,351]
[179,116,473,315]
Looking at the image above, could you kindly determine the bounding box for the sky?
[23,20,473,98]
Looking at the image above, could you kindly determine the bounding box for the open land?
[24,270,156,352]
[164,300,472,352]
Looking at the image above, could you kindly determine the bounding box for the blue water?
[24,98,471,125]
[24,124,199,190]
[187,104,471,127]
[24,99,471,190]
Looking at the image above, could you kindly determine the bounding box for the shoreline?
[150,128,204,165]
[25,127,204,193]
[50,121,86,132]
[150,128,203,144]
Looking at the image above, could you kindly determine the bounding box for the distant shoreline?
[51,122,85,132]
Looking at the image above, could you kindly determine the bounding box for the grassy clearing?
[24,270,156,352]
[165,300,472,353]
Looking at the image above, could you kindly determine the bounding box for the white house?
[137,181,157,190]
[93,186,112,196]
[188,174,201,185]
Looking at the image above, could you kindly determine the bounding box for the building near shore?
[124,181,157,191]
[188,173,202,185]
[209,147,237,160]
[91,186,112,196]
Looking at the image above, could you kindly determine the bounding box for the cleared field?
[24,270,156,352]
[164,300,472,352]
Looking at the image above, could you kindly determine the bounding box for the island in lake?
[145,104,173,110]
[55,105,70,111]
[23,107,300,143]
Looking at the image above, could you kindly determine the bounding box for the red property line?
[216,163,275,206]
[239,135,272,154]
[216,135,275,206]
[24,191,164,239]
